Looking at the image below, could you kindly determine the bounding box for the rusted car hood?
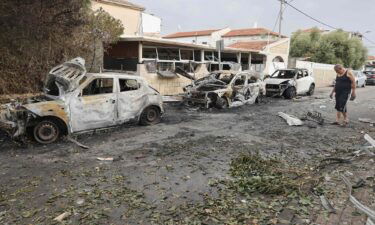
[44,57,86,94]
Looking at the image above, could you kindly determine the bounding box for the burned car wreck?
[183,71,265,109]
[0,58,164,144]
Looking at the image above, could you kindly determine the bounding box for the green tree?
[0,0,124,95]
[290,27,367,69]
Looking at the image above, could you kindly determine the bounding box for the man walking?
[330,64,356,126]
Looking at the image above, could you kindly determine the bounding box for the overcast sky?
[133,0,375,55]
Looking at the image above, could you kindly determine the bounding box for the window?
[248,75,257,84]
[194,50,202,62]
[303,70,309,77]
[297,71,304,79]
[82,78,113,96]
[234,75,246,86]
[180,49,194,61]
[204,51,214,61]
[143,48,157,59]
[158,48,180,60]
[119,79,140,92]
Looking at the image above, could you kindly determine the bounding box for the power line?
[363,35,375,45]
[271,0,295,33]
[284,1,375,45]
[284,1,339,30]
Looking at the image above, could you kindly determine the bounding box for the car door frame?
[69,76,119,133]
[296,70,310,94]
[116,77,148,123]
[231,73,250,99]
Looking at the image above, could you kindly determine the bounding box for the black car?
[364,71,375,85]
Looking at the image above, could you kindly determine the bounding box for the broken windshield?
[218,73,235,84]
[271,70,296,79]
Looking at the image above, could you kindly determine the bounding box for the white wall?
[141,13,161,34]
[296,60,336,87]
[210,28,231,47]
[91,1,142,35]
[223,35,279,46]
[165,36,212,45]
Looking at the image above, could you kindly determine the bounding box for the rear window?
[119,79,140,92]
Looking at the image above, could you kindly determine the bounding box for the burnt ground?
[0,86,375,225]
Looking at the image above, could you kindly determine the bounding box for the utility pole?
[279,0,284,38]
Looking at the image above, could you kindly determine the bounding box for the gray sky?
[133,0,375,55]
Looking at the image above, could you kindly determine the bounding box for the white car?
[0,58,164,144]
[265,69,315,99]
[353,70,367,87]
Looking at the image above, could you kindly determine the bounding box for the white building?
[91,0,161,37]
[164,27,290,75]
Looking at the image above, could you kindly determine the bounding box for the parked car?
[0,58,164,144]
[264,68,315,99]
[353,70,367,87]
[183,71,264,109]
[364,71,375,85]
[331,70,367,87]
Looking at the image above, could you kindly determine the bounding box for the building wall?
[296,61,336,87]
[91,1,142,35]
[165,36,212,45]
[223,35,279,46]
[269,41,289,55]
[138,64,209,95]
[262,39,290,76]
[141,13,161,35]
[210,28,231,47]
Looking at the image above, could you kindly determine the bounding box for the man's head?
[334,64,346,75]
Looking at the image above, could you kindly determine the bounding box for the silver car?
[0,58,164,144]
[353,70,367,87]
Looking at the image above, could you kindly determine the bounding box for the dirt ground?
[0,87,374,225]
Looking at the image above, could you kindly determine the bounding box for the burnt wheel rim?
[36,123,58,142]
[147,109,158,122]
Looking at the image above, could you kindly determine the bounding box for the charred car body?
[265,68,315,99]
[183,71,265,109]
[0,58,164,144]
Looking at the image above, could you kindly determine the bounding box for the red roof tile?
[228,41,275,51]
[368,56,375,60]
[222,28,286,38]
[164,29,220,38]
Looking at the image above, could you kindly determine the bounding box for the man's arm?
[347,70,356,97]
[330,82,336,99]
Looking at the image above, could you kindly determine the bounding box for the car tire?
[139,106,161,126]
[283,87,296,99]
[362,83,366,88]
[215,97,229,109]
[307,84,315,96]
[33,119,61,144]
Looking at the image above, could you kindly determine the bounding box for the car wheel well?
[145,105,161,113]
[139,105,162,125]
[33,116,68,135]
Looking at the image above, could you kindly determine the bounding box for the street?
[0,86,374,224]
